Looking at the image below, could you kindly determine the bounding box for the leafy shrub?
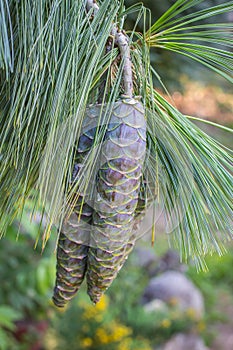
[50,252,205,349]
[0,202,56,349]
[0,306,22,350]
[52,294,152,350]
[0,222,56,317]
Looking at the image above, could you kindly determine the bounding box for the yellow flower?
[161,319,171,328]
[197,320,206,332]
[117,337,132,350]
[95,314,104,322]
[94,322,132,345]
[82,295,108,320]
[95,327,109,344]
[83,307,98,320]
[111,324,132,341]
[81,337,93,348]
[95,295,108,311]
[186,307,198,320]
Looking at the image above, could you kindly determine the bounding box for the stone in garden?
[149,249,187,276]
[142,271,204,317]
[162,333,209,350]
[134,246,158,268]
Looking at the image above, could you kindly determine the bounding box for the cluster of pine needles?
[0,0,232,268]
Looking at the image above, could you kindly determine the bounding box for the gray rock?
[161,333,209,350]
[149,249,187,276]
[142,271,204,317]
[134,246,158,268]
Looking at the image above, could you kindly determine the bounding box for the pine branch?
[86,0,133,97]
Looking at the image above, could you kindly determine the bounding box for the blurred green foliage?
[0,202,56,349]
[51,294,152,350]
[0,306,22,350]
[186,246,233,345]
[108,254,205,345]
[0,212,56,316]
[0,202,233,349]
[188,247,233,288]
[126,0,230,23]
[187,246,233,309]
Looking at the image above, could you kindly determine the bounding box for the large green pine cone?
[53,98,149,305]
[52,132,94,307]
[86,98,147,303]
